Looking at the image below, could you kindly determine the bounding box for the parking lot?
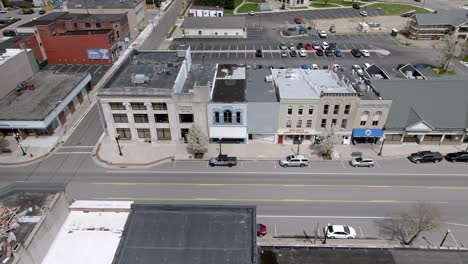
[44,64,111,85]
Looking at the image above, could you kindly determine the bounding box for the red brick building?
[0,33,46,65]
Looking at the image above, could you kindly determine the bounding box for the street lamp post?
[219,138,223,155]
[378,136,385,156]
[14,132,27,156]
[440,229,450,247]
[115,133,123,156]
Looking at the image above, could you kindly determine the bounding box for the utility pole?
[219,138,222,155]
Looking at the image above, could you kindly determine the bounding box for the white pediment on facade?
[406,121,433,132]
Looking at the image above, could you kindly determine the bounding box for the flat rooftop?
[183,16,246,29]
[60,29,113,36]
[271,69,356,100]
[0,48,23,66]
[0,34,34,53]
[212,64,247,102]
[0,71,88,121]
[181,63,216,93]
[113,204,256,264]
[66,0,143,9]
[246,68,278,102]
[18,12,68,27]
[104,51,184,90]
[42,201,132,264]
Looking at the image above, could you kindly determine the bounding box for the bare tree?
[438,35,463,72]
[375,202,441,245]
[317,124,340,158]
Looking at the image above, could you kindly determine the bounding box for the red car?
[294,17,302,24]
[257,223,267,237]
[305,43,313,50]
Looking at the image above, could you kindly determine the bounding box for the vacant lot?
[365,3,431,15]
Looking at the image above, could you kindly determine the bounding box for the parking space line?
[76,64,84,72]
[57,64,66,72]
[270,45,273,57]
[340,161,345,168]
[218,45,221,58]
[359,226,365,239]
[375,161,381,168]
[274,161,277,168]
[173,161,176,168]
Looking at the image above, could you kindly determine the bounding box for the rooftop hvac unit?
[405,71,414,79]
[265,75,273,82]
[131,74,150,84]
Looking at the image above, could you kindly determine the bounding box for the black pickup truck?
[408,151,443,163]
[209,154,237,167]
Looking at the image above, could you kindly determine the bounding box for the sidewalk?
[259,237,402,248]
[94,134,468,167]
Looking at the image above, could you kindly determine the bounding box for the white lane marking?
[375,161,382,168]
[340,161,345,168]
[60,146,95,148]
[93,65,102,74]
[53,152,92,154]
[173,161,176,168]
[359,226,365,239]
[450,231,460,247]
[105,170,468,177]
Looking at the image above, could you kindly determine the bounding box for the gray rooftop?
[0,71,88,121]
[246,68,278,102]
[113,204,256,264]
[181,64,216,93]
[414,10,468,27]
[190,5,224,10]
[59,12,126,22]
[103,51,184,92]
[212,64,247,102]
[272,69,356,100]
[18,12,68,27]
[183,16,246,29]
[66,0,143,9]
[260,246,468,264]
[372,78,468,130]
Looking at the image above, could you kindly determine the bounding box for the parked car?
[294,17,302,24]
[352,3,360,9]
[39,9,46,15]
[328,42,337,50]
[248,10,255,16]
[289,43,296,50]
[305,43,313,50]
[279,41,287,50]
[318,30,327,38]
[332,64,341,71]
[408,151,443,163]
[350,48,362,58]
[255,49,263,58]
[290,50,297,57]
[360,11,368,16]
[257,223,267,237]
[279,155,309,167]
[363,63,372,69]
[445,152,468,162]
[334,49,342,57]
[324,49,333,56]
[0,9,7,13]
[324,225,356,239]
[361,49,370,57]
[281,50,288,58]
[311,64,319,70]
[296,42,305,49]
[298,48,307,57]
[350,157,375,167]
[315,49,324,56]
[321,42,329,50]
[312,41,321,50]
[209,154,237,167]
[352,64,364,75]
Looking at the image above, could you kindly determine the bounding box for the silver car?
[279,155,309,168]
[350,157,375,168]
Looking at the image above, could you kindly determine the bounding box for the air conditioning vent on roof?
[131,74,150,84]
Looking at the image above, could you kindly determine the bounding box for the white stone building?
[188,5,224,17]
[182,17,246,38]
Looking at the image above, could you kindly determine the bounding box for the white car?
[321,42,329,50]
[279,155,309,168]
[248,11,255,16]
[361,49,370,57]
[318,30,327,38]
[281,50,288,58]
[311,64,319,70]
[298,49,307,57]
[363,63,372,69]
[350,157,375,167]
[359,10,368,16]
[332,64,341,71]
[324,225,356,239]
[352,64,364,76]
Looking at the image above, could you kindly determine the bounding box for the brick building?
[0,33,46,65]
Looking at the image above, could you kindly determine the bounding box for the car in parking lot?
[290,50,297,57]
[281,50,288,58]
[39,10,46,15]
[352,3,360,9]
[289,43,296,50]
[318,30,327,38]
[363,63,372,69]
[445,151,468,162]
[360,11,368,16]
[311,64,319,70]
[324,49,333,56]
[298,49,307,57]
[361,49,370,57]
[279,155,309,167]
[350,49,362,58]
[294,17,302,24]
[328,42,337,50]
[321,42,329,50]
[315,49,324,56]
[248,10,255,16]
[324,225,356,239]
[352,64,364,75]
[296,42,304,49]
[255,49,263,57]
[312,41,321,50]
[257,223,267,237]
[305,43,313,50]
[279,42,287,50]
[350,157,375,167]
[334,49,342,57]
[332,64,341,71]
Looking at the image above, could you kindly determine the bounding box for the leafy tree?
[375,202,441,245]
[318,124,340,157]
[281,2,285,9]
[186,124,209,156]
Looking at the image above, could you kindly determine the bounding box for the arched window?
[236,112,241,123]
[360,111,370,126]
[223,110,232,123]
[214,112,220,123]
[372,111,382,126]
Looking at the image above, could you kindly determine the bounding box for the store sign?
[178,105,192,113]
[86,48,110,60]
[282,129,312,135]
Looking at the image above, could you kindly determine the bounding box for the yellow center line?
[91,182,468,190]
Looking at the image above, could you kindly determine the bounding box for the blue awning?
[352,128,384,138]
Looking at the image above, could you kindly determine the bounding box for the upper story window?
[179,114,194,123]
[333,105,339,115]
[110,102,125,110]
[287,107,293,115]
[236,112,242,123]
[152,102,167,110]
[344,104,351,115]
[223,110,232,123]
[298,108,303,115]
[214,112,220,123]
[131,103,146,110]
[308,107,314,115]
[85,22,91,28]
[323,105,329,115]
[96,23,102,28]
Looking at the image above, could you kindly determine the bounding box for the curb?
[0,140,62,167]
[94,143,175,167]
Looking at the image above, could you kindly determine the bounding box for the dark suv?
[445,152,468,162]
[255,49,263,57]
[350,49,362,57]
